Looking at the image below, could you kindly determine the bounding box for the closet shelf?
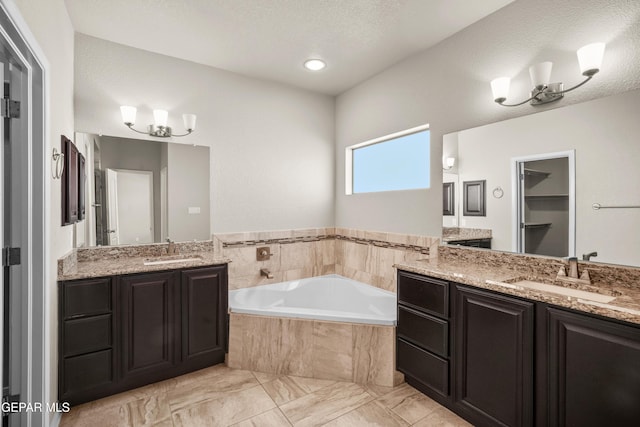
[523,168,551,177]
[524,222,552,229]
[525,194,569,198]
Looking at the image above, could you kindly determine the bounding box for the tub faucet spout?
[260,268,274,279]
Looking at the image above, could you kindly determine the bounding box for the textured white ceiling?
[64,0,514,95]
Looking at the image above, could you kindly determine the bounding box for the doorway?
[0,2,48,426]
[513,151,576,258]
[105,169,154,245]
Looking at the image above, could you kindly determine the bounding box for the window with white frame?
[345,125,430,194]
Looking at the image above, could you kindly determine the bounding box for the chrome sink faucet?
[166,238,178,255]
[567,257,579,279]
[556,256,591,285]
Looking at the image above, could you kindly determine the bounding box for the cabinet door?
[180,266,227,370]
[547,308,640,427]
[120,271,179,380]
[455,285,534,427]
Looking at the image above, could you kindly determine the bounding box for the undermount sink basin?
[143,255,203,266]
[488,279,616,303]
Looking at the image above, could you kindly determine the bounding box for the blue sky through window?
[352,130,430,193]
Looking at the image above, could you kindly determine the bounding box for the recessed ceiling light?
[304,59,326,71]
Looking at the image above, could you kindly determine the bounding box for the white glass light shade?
[490,77,511,102]
[304,59,326,71]
[529,62,553,90]
[153,109,169,127]
[182,114,197,131]
[445,157,455,168]
[120,105,137,125]
[577,42,605,76]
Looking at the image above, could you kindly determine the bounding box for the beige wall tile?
[312,322,353,381]
[238,315,314,377]
[352,325,396,386]
[227,314,244,369]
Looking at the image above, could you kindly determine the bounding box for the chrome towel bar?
[592,203,640,210]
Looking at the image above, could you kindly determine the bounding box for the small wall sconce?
[51,148,64,179]
[120,106,197,137]
[443,156,456,170]
[491,42,605,107]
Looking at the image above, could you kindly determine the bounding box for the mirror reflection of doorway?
[105,169,154,245]
[514,151,575,257]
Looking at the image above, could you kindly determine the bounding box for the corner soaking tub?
[228,274,397,325]
[227,274,402,386]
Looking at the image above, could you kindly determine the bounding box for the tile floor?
[59,365,472,427]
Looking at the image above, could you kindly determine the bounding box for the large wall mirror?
[74,133,211,247]
[442,89,640,268]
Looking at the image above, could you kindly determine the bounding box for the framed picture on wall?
[443,182,455,216]
[463,180,486,216]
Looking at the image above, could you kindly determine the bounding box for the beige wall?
[12,0,75,417]
[166,143,210,242]
[74,33,335,234]
[335,0,640,236]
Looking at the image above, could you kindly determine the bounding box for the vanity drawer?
[62,349,113,396]
[398,271,449,318]
[63,314,112,357]
[63,278,112,319]
[397,338,449,396]
[397,305,448,357]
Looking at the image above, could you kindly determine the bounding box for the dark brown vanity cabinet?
[180,267,228,370]
[120,271,179,386]
[59,277,117,405]
[396,271,451,397]
[397,270,640,427]
[455,285,534,427]
[59,264,227,406]
[546,308,640,427]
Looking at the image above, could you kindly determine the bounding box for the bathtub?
[228,274,397,326]
[227,274,402,386]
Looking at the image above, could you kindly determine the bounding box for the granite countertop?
[395,258,640,325]
[58,252,230,281]
[441,227,492,243]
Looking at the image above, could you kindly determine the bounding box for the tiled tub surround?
[396,245,640,324]
[58,240,230,280]
[228,313,403,387]
[214,227,439,292]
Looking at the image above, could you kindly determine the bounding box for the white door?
[106,169,154,245]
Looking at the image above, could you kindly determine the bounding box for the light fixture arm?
[124,123,151,135]
[168,129,194,137]
[549,74,593,96]
[496,74,594,107]
[496,90,545,107]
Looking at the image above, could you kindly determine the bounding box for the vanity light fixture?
[304,59,326,71]
[491,42,606,107]
[120,106,197,137]
[443,156,456,170]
